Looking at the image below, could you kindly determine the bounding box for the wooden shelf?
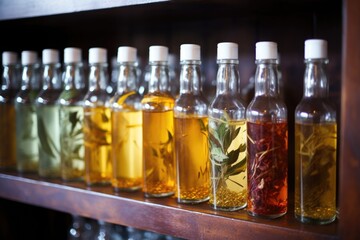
[0,170,338,240]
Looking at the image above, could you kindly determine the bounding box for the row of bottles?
[0,39,337,225]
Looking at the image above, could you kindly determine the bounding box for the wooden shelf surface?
[0,170,338,240]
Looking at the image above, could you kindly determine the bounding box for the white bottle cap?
[149,46,168,62]
[255,41,278,60]
[89,47,107,64]
[304,39,328,59]
[180,44,201,61]
[64,47,82,63]
[42,49,60,64]
[21,51,38,65]
[117,46,137,63]
[217,42,238,60]
[2,51,17,65]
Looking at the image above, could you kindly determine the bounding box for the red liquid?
[247,121,288,218]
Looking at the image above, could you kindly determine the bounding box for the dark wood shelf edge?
[0,172,338,240]
[0,0,169,21]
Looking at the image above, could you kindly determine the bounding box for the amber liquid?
[142,94,175,197]
[60,106,85,181]
[84,106,112,186]
[175,116,210,203]
[208,118,247,211]
[247,121,288,218]
[295,122,337,224]
[0,104,16,169]
[111,110,143,191]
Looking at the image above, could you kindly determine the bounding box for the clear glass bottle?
[141,45,175,197]
[35,49,63,178]
[208,42,247,211]
[111,46,143,192]
[174,44,210,203]
[59,47,86,182]
[15,51,40,173]
[0,51,18,169]
[246,41,288,218]
[83,47,112,186]
[295,39,337,224]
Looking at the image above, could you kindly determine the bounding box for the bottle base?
[144,192,174,198]
[247,210,287,219]
[211,203,247,211]
[177,196,210,204]
[113,186,142,193]
[295,214,336,225]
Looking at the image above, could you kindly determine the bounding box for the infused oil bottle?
[58,47,86,182]
[83,48,112,186]
[15,51,40,173]
[35,49,63,178]
[111,46,143,191]
[246,42,288,218]
[295,39,337,224]
[208,42,247,211]
[0,51,18,169]
[141,45,175,197]
[175,44,210,203]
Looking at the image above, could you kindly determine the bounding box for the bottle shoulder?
[110,91,142,111]
[246,96,287,121]
[295,97,337,123]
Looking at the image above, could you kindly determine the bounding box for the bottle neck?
[303,58,329,98]
[116,62,138,94]
[179,60,201,95]
[89,63,108,91]
[63,62,85,90]
[1,64,16,90]
[148,61,170,93]
[216,59,239,95]
[21,64,39,90]
[254,59,279,97]
[42,63,62,90]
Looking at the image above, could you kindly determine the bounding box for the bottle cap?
[255,41,278,60]
[42,49,60,64]
[21,51,38,65]
[304,39,328,59]
[149,46,168,62]
[64,47,82,63]
[217,42,238,60]
[2,51,17,65]
[117,46,137,63]
[89,47,107,64]
[180,44,201,61]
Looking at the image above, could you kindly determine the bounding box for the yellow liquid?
[0,104,16,169]
[295,122,337,224]
[84,106,112,186]
[208,118,247,211]
[175,116,210,203]
[142,93,175,197]
[111,110,143,191]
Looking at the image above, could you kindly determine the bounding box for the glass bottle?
[15,51,40,173]
[111,46,143,192]
[141,45,175,197]
[246,41,288,218]
[295,39,337,224]
[83,47,112,186]
[59,47,86,182]
[35,49,63,178]
[174,44,210,203]
[208,42,247,211]
[0,51,18,169]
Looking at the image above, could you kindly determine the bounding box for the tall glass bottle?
[59,47,86,182]
[208,42,247,211]
[141,45,175,197]
[175,44,210,203]
[246,41,288,218]
[83,47,112,186]
[15,51,40,173]
[35,49,62,178]
[0,51,18,169]
[295,39,337,224]
[111,46,143,192]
